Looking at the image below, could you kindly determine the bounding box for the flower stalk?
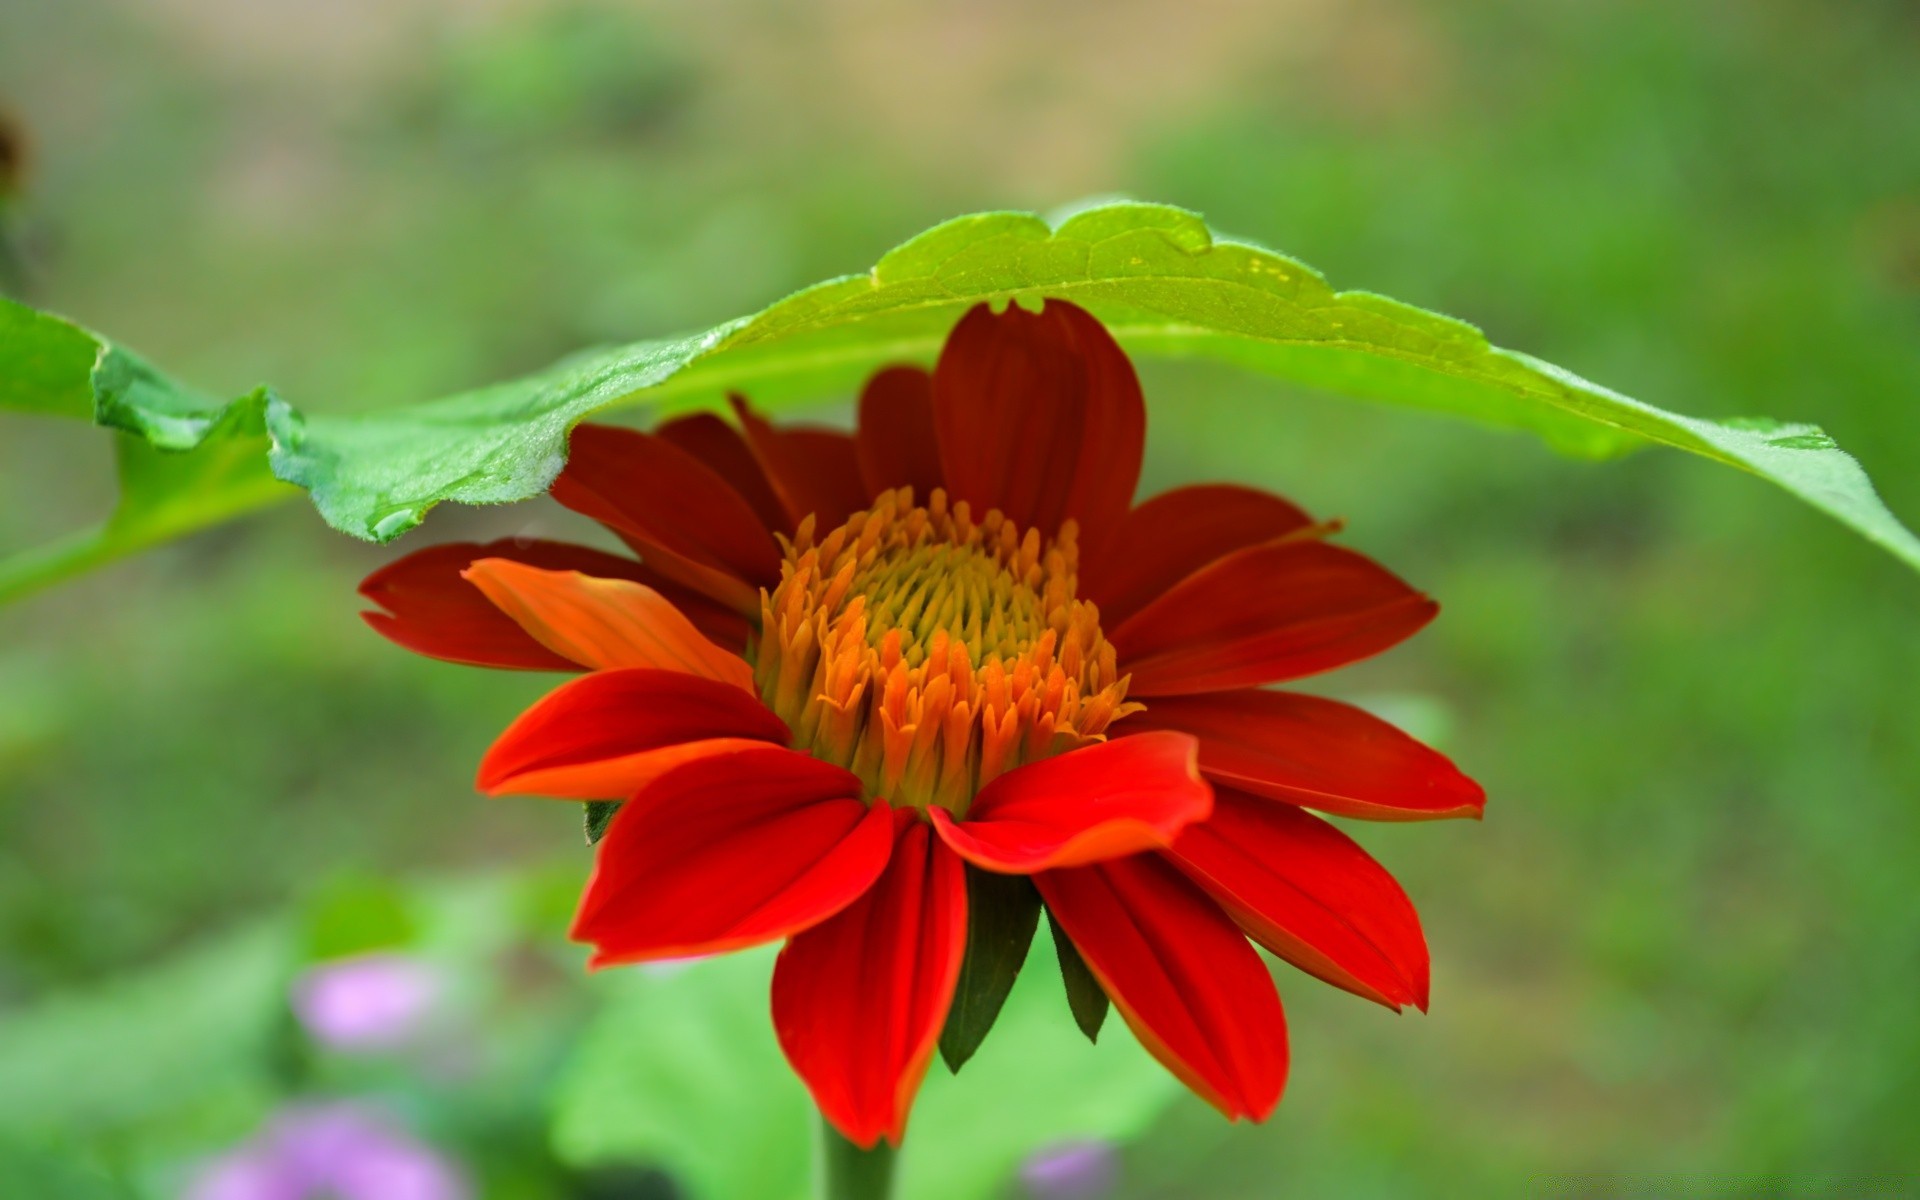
[817,1114,896,1200]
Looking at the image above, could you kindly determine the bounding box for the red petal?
[463,558,755,688]
[931,301,1144,547]
[1112,539,1437,695]
[773,815,967,1148]
[730,396,870,531]
[551,423,780,613]
[1037,855,1287,1120]
[359,539,648,671]
[1166,788,1430,1010]
[1123,690,1485,821]
[656,411,791,535]
[573,746,889,965]
[855,366,944,501]
[477,667,791,798]
[1079,485,1318,627]
[929,732,1211,873]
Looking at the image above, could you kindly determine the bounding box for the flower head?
[361,298,1484,1148]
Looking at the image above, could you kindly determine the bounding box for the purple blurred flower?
[291,953,443,1052]
[1020,1140,1120,1199]
[187,1103,469,1200]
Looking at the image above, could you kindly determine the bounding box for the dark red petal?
[1166,788,1430,1010]
[773,815,967,1148]
[929,733,1211,873]
[572,746,888,966]
[626,566,754,654]
[1112,539,1437,695]
[1080,485,1319,627]
[1123,690,1485,822]
[359,539,647,671]
[855,366,944,501]
[477,667,791,798]
[462,558,756,688]
[931,300,1144,547]
[656,411,791,535]
[1036,855,1287,1121]
[551,423,781,613]
[730,396,871,531]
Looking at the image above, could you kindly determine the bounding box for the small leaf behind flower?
[585,800,621,845]
[1049,908,1109,1043]
[939,868,1041,1073]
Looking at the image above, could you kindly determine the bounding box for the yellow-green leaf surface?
[4,201,1915,600]
[0,301,293,603]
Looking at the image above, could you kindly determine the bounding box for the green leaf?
[1049,909,1110,1044]
[0,924,288,1134]
[0,1136,132,1200]
[8,201,1917,594]
[905,931,1176,1200]
[939,868,1041,1073]
[300,874,418,961]
[551,936,1179,1200]
[584,800,621,845]
[552,949,812,1200]
[265,202,1920,574]
[0,299,294,604]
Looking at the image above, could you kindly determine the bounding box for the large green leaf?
[551,937,1180,1200]
[6,201,1916,595]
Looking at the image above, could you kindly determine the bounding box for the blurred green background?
[2,0,1917,1196]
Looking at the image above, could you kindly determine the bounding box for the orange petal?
[574,746,889,966]
[929,732,1212,873]
[359,538,643,672]
[1121,690,1485,821]
[773,814,967,1147]
[1166,788,1430,1010]
[477,667,791,797]
[1079,485,1318,627]
[551,423,781,614]
[463,558,755,689]
[1036,854,1287,1121]
[1111,539,1436,695]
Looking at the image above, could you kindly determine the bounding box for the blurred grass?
[1,0,1917,1195]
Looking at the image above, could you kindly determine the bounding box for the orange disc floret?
[755,486,1137,814]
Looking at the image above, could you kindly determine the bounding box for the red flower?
[361,300,1484,1147]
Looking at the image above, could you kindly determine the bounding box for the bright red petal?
[476,667,791,798]
[730,396,870,532]
[551,423,780,613]
[931,300,1144,548]
[359,539,648,671]
[462,558,755,688]
[573,746,890,966]
[1036,855,1287,1121]
[1112,539,1436,695]
[1079,485,1319,627]
[929,732,1211,873]
[1166,788,1430,1010]
[1123,690,1484,821]
[855,366,944,501]
[773,814,967,1148]
[656,411,791,536]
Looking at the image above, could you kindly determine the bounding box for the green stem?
[816,1113,897,1200]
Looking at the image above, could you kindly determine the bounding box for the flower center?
[754,487,1136,815]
